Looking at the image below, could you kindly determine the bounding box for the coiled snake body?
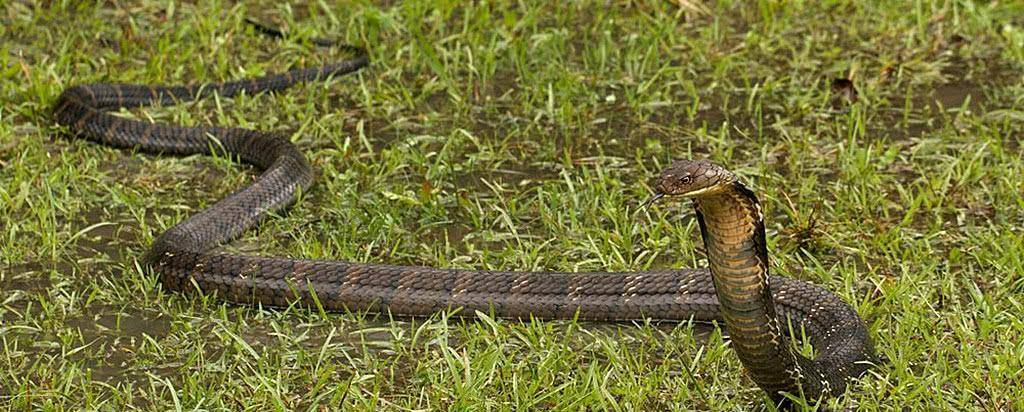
[53,23,875,403]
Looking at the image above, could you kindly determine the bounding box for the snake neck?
[693,182,805,397]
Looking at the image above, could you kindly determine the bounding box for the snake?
[51,21,876,404]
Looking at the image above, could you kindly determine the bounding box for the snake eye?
[679,176,693,185]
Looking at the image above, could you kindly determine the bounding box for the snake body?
[52,23,875,403]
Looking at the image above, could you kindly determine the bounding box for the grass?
[2,0,1023,410]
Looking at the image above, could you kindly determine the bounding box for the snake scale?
[52,21,876,404]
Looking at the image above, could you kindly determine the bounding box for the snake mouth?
[643,185,721,209]
[677,185,720,198]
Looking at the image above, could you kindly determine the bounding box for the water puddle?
[65,305,171,342]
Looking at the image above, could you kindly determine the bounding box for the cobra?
[51,21,875,404]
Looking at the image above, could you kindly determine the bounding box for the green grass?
[2,0,1023,410]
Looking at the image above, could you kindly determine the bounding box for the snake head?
[644,159,737,207]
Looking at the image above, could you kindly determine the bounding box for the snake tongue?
[641,192,665,210]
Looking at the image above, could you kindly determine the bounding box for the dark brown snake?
[52,22,876,404]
